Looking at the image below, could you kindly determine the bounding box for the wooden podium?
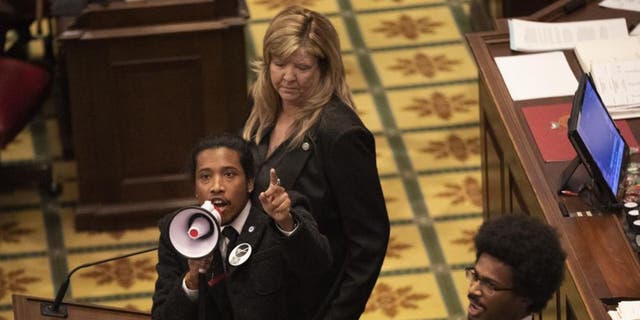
[13,294,150,319]
[466,1,640,319]
[58,0,249,230]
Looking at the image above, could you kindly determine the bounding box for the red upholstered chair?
[0,57,54,192]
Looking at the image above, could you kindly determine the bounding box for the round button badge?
[228,243,252,266]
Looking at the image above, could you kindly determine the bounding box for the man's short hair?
[474,214,566,313]
[187,133,255,182]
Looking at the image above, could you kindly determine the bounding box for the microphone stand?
[198,273,207,320]
[40,246,158,318]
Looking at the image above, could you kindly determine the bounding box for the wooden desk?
[466,1,640,319]
[59,0,249,230]
[13,294,150,320]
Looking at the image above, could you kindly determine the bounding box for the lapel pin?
[302,142,310,151]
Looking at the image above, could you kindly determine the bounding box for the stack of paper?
[590,59,640,119]
[608,300,640,320]
[600,0,640,12]
[574,37,640,119]
[508,18,629,52]
[574,37,640,73]
[508,17,640,119]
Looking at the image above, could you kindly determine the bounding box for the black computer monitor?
[567,73,629,205]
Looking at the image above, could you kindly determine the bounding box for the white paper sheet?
[631,23,640,36]
[608,300,640,320]
[508,18,629,52]
[574,37,640,73]
[590,59,640,119]
[600,0,640,12]
[618,301,640,319]
[591,59,640,107]
[495,51,579,101]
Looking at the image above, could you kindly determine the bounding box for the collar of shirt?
[221,201,251,255]
[226,201,251,234]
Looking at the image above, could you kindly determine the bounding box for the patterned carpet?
[0,0,483,319]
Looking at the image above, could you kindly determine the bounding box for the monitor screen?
[568,74,628,203]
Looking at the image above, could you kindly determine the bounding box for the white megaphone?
[168,200,221,259]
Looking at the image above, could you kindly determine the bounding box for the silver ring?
[276,178,281,186]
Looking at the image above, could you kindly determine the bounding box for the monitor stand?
[557,156,619,211]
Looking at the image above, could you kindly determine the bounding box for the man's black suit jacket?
[151,202,332,320]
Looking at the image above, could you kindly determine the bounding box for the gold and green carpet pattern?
[0,0,482,319]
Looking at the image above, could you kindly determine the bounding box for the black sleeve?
[280,190,333,275]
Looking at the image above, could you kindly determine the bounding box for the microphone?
[40,246,157,318]
[40,201,220,317]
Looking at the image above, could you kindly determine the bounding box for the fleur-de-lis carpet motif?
[389,52,461,78]
[79,258,156,289]
[385,236,413,259]
[0,1,483,319]
[0,221,34,245]
[436,176,483,208]
[0,268,41,301]
[403,92,477,120]
[450,229,478,252]
[364,283,431,317]
[372,15,445,39]
[419,134,480,161]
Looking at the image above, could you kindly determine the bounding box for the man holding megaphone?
[151,133,332,320]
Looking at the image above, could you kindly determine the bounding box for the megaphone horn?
[168,201,221,259]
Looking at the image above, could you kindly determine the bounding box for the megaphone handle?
[198,272,207,320]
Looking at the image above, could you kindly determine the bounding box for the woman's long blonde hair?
[242,6,354,147]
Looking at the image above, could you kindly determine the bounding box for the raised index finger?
[270,168,280,187]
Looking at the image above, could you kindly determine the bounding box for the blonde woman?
[243,6,390,320]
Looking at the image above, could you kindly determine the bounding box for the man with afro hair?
[466,214,566,320]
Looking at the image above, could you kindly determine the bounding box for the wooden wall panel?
[61,3,249,230]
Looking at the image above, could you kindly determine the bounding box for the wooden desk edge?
[12,294,151,319]
[59,16,248,41]
[466,30,640,319]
